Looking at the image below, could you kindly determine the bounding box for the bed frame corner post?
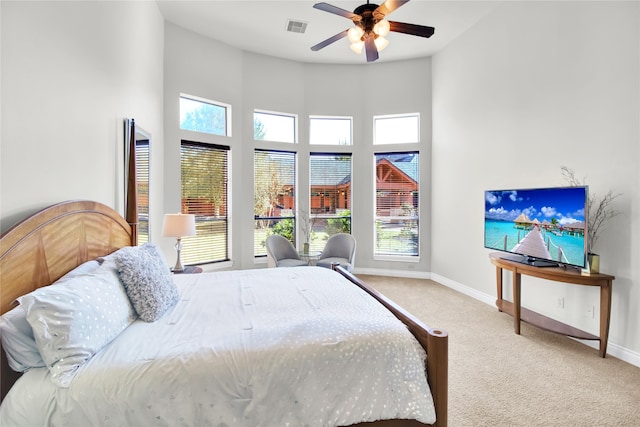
[427,328,448,427]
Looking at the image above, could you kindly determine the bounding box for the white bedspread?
[1,267,435,426]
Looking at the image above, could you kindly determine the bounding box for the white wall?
[0,1,165,239]
[162,22,432,272]
[432,1,640,358]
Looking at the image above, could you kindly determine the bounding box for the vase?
[588,253,600,274]
[303,242,310,254]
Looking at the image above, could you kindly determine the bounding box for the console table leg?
[513,271,521,335]
[599,280,613,358]
[496,267,504,312]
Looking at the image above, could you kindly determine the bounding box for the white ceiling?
[156,1,498,65]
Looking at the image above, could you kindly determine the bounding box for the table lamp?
[162,213,196,272]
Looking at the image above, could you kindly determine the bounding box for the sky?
[485,187,587,225]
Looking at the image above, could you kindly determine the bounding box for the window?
[254,110,297,143]
[309,153,352,252]
[180,95,230,136]
[309,116,352,145]
[254,149,296,256]
[373,113,420,145]
[374,152,419,257]
[180,141,229,264]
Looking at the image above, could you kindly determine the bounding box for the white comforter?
[1,267,435,426]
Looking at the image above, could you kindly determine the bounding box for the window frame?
[253,109,298,144]
[180,93,232,137]
[308,152,353,253]
[180,140,231,265]
[135,135,150,245]
[373,113,420,145]
[373,151,420,260]
[253,148,298,258]
[309,115,353,146]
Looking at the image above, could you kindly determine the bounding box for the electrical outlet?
[585,305,595,319]
[556,297,565,309]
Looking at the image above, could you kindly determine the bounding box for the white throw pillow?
[19,263,137,387]
[0,305,46,372]
[0,259,102,373]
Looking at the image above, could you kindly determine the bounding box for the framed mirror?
[125,118,151,245]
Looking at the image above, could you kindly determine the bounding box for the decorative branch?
[561,166,621,254]
[298,207,317,243]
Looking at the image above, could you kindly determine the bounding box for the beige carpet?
[357,275,640,427]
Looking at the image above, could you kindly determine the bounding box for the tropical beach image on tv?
[484,186,588,268]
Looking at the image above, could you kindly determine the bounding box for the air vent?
[286,19,308,34]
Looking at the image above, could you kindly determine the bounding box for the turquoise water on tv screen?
[484,219,586,267]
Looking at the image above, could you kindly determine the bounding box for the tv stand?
[489,252,615,357]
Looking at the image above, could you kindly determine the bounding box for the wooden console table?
[489,252,615,357]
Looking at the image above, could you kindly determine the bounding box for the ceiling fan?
[310,0,435,63]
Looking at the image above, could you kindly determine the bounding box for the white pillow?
[0,260,102,373]
[56,260,101,282]
[0,306,46,372]
[113,243,179,322]
[19,263,137,387]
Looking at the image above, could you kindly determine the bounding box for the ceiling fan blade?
[364,36,379,62]
[376,0,410,17]
[311,30,349,51]
[389,21,435,38]
[313,2,361,22]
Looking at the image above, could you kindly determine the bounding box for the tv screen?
[484,186,588,268]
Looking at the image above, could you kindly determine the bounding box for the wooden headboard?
[0,200,136,400]
[0,200,134,313]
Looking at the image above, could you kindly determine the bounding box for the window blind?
[374,152,419,256]
[309,153,352,251]
[254,149,296,256]
[180,140,229,264]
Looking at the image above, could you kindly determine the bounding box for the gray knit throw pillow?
[113,243,179,322]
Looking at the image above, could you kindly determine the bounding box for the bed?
[0,200,448,426]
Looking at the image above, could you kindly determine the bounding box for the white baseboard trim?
[572,338,640,368]
[353,267,432,280]
[429,273,496,307]
[355,268,640,368]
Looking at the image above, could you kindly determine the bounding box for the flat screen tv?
[484,186,588,269]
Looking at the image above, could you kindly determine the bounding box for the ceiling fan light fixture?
[373,19,390,37]
[347,26,364,43]
[374,36,389,51]
[311,1,435,62]
[350,40,364,54]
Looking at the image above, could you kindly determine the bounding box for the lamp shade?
[162,213,196,238]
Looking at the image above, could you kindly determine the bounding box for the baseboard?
[353,267,432,280]
[429,273,496,307]
[572,338,640,368]
[355,268,640,369]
